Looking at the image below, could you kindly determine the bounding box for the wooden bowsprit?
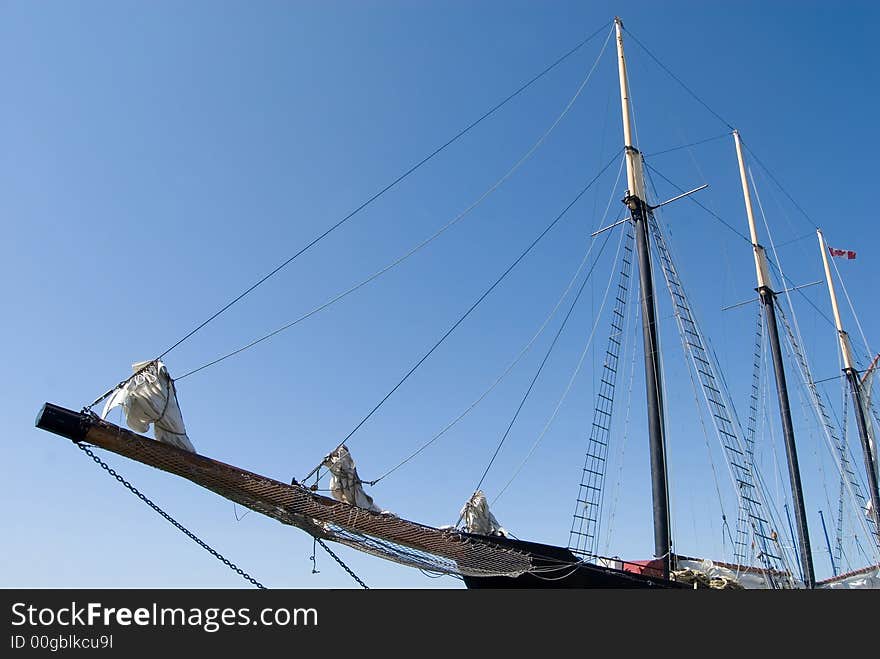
[35,403,536,579]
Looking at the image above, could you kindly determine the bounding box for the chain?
[315,538,369,589]
[76,443,266,589]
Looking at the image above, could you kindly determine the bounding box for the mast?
[614,17,671,579]
[817,228,880,542]
[733,130,815,588]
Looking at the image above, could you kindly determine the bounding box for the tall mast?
[614,17,671,578]
[733,130,815,588]
[817,228,880,542]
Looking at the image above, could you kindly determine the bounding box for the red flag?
[829,247,856,259]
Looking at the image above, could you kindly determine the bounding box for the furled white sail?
[460,490,507,537]
[674,557,771,590]
[820,565,880,589]
[101,360,195,453]
[322,445,382,512]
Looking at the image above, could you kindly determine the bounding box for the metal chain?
[315,538,369,589]
[76,443,266,589]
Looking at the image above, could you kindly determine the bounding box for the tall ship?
[36,16,880,589]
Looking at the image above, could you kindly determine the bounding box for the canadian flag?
[828,247,856,259]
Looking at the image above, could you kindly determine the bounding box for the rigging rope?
[774,301,880,558]
[644,131,732,157]
[303,150,623,482]
[741,141,818,233]
[367,239,600,486]
[370,159,627,486]
[646,165,735,543]
[748,165,835,336]
[682,271,734,555]
[175,25,615,381]
[743,145,849,349]
[472,226,617,496]
[837,378,849,569]
[747,328,806,580]
[736,305,765,565]
[774,232,816,249]
[602,297,639,556]
[622,26,735,131]
[643,162,750,244]
[152,20,613,363]
[751,162,840,558]
[751,164,878,560]
[643,167,724,566]
[644,161,835,330]
[494,221,627,504]
[76,443,266,589]
[829,253,873,363]
[564,224,632,557]
[648,211,796,585]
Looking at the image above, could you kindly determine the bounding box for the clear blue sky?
[3,1,879,588]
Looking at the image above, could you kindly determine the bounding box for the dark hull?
[461,535,689,589]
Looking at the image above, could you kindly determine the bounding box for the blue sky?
[3,1,879,588]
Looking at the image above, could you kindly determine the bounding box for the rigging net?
[66,412,539,579]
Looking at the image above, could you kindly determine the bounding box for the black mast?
[846,369,880,541]
[615,18,671,579]
[734,131,815,588]
[818,229,880,546]
[762,291,816,588]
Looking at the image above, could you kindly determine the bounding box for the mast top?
[817,228,855,370]
[733,130,771,291]
[614,17,646,202]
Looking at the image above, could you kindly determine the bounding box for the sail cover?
[322,446,382,513]
[820,565,880,589]
[102,360,195,453]
[674,557,774,589]
[460,490,507,536]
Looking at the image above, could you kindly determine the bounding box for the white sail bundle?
[460,490,507,537]
[821,565,880,589]
[322,445,382,512]
[101,360,195,453]
[673,558,766,589]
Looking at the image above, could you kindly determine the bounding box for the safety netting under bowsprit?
[81,417,535,578]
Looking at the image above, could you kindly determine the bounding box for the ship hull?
[461,535,688,589]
